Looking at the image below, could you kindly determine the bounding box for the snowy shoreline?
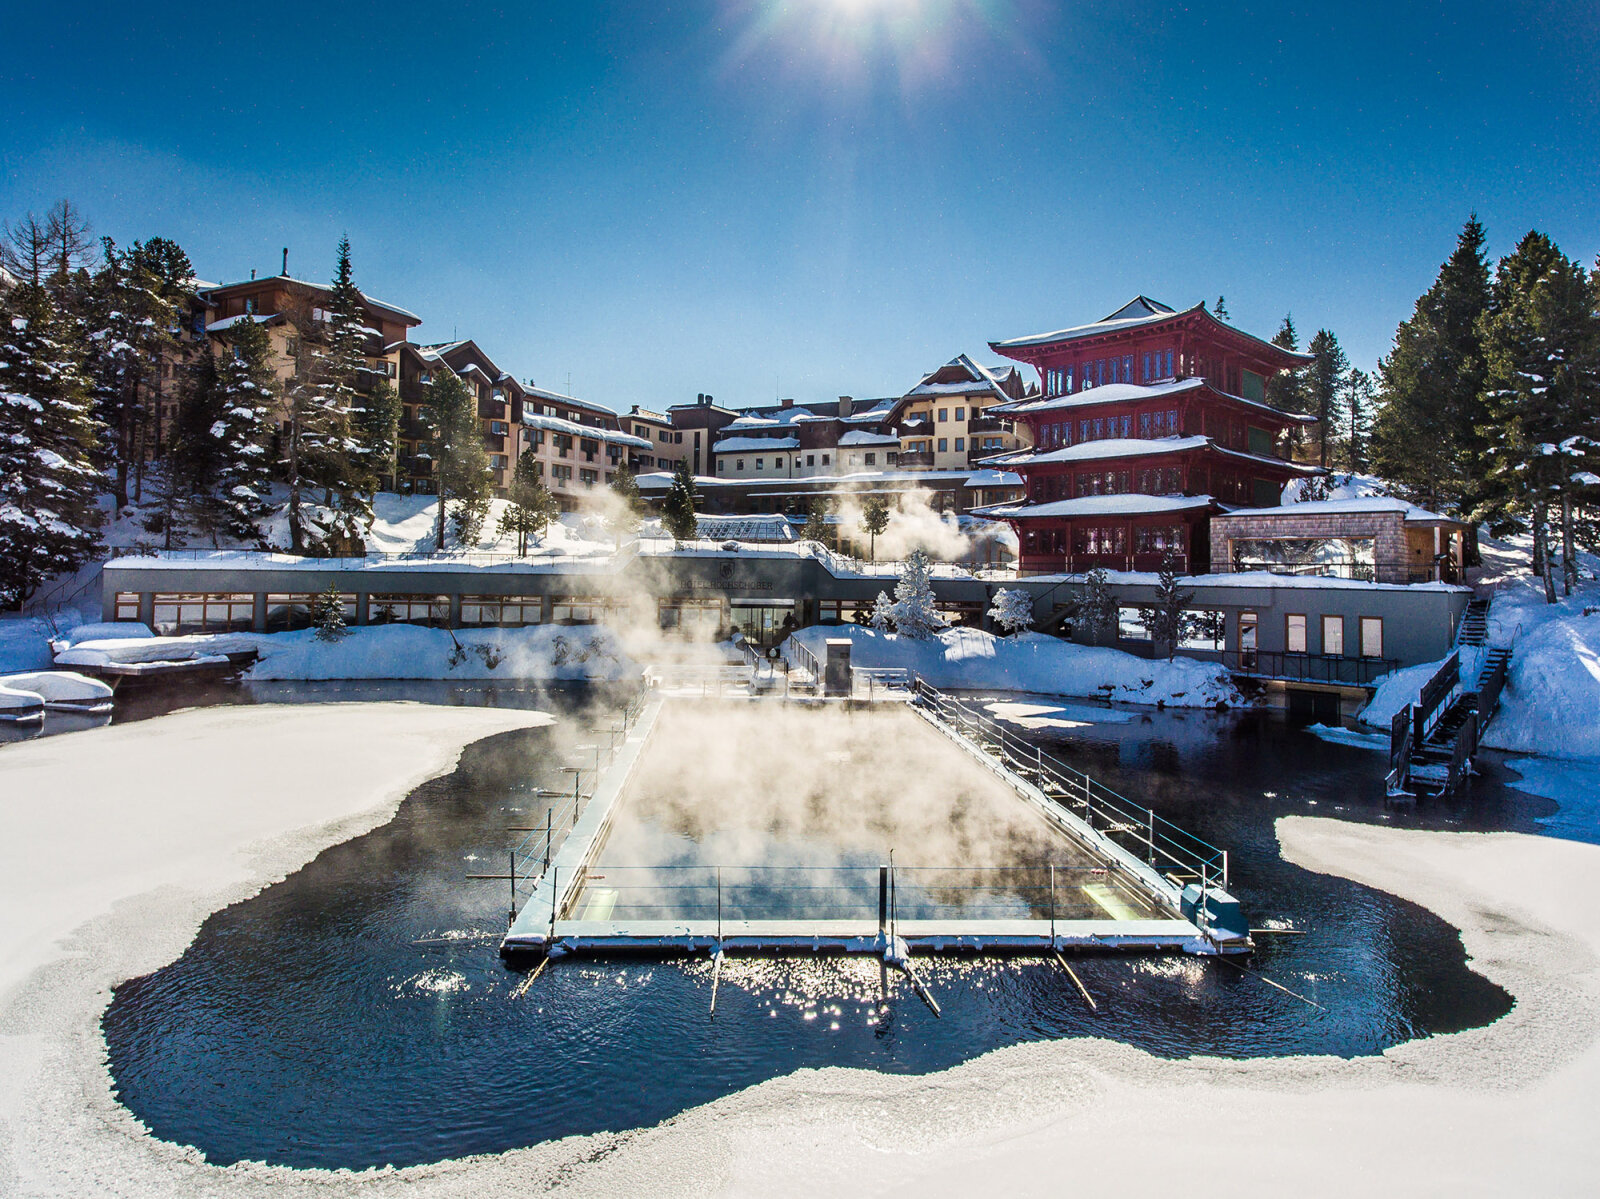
[2,705,1598,1194]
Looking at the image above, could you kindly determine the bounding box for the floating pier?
[499,673,1250,964]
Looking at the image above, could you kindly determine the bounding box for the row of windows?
[120,592,631,632]
[1021,525,1190,556]
[1043,349,1177,396]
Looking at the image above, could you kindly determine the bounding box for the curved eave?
[990,304,1314,372]
[972,495,1217,521]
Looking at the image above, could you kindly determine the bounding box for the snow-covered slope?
[784,625,1242,708]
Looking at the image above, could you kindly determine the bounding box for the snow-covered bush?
[870,590,895,632]
[988,588,1034,636]
[890,549,948,641]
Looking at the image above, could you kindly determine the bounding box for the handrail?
[909,677,1229,890]
[1221,648,1401,686]
[1413,650,1460,746]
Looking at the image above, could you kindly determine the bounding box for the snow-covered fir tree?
[422,370,492,551]
[499,452,560,554]
[870,589,895,632]
[889,549,947,640]
[313,583,349,641]
[661,459,700,544]
[1138,550,1195,661]
[0,281,104,607]
[1077,567,1117,642]
[180,315,277,545]
[1479,231,1599,596]
[987,587,1034,636]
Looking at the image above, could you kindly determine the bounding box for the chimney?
[250,269,256,280]
[838,395,853,418]
[780,397,794,409]
[281,248,288,276]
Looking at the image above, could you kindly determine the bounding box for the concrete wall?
[102,551,1467,670]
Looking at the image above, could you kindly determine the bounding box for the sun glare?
[720,0,1028,95]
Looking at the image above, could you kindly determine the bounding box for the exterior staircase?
[1387,593,1513,799]
[1456,597,1491,647]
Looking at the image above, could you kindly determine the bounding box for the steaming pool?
[88,681,1574,1170]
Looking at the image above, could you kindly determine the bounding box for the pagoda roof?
[973,493,1216,521]
[990,297,1314,368]
[979,436,1320,477]
[990,377,1318,427]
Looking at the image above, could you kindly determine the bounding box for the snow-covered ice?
[785,625,1243,708]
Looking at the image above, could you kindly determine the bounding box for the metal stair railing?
[910,677,1230,893]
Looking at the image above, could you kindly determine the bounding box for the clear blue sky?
[3,1,1596,412]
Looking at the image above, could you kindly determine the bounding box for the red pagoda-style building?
[979,297,1320,574]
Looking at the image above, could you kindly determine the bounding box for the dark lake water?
[90,682,1578,1170]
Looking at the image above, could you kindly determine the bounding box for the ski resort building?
[889,355,1034,470]
[979,298,1320,574]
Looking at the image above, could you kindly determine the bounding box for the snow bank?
[785,625,1242,708]
[0,610,87,673]
[0,682,45,721]
[51,620,154,650]
[1483,602,1600,759]
[0,671,114,710]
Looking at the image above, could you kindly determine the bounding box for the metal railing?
[1386,707,1413,796]
[910,678,1230,894]
[558,861,1155,927]
[1220,648,1401,686]
[1413,650,1460,746]
[499,689,649,911]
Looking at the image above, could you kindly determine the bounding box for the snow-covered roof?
[990,436,1210,466]
[636,467,1022,489]
[205,314,279,332]
[841,398,899,423]
[1219,496,1463,524]
[713,435,800,454]
[976,494,1215,520]
[838,430,901,446]
[993,297,1181,350]
[200,276,422,323]
[991,376,1318,425]
[523,411,650,450]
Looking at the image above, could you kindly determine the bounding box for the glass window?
[938,408,948,422]
[1179,610,1226,651]
[114,591,141,621]
[461,596,544,627]
[1322,615,1345,656]
[367,594,449,626]
[1287,614,1308,653]
[1360,616,1384,659]
[955,407,965,421]
[265,592,354,633]
[865,453,876,465]
[937,438,948,452]
[954,438,965,451]
[1117,606,1149,640]
[151,592,255,635]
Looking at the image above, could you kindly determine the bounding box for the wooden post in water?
[509,850,516,927]
[544,808,552,871]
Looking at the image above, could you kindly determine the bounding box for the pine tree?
[1305,330,1349,469]
[1478,231,1599,596]
[0,281,105,607]
[1138,550,1194,661]
[1076,566,1117,642]
[499,450,559,554]
[1214,295,1229,322]
[312,583,349,641]
[1338,367,1375,473]
[801,496,830,544]
[85,236,195,509]
[661,458,700,544]
[422,370,493,552]
[859,494,891,562]
[870,590,895,632]
[1370,215,1493,512]
[1266,314,1306,414]
[988,587,1034,636]
[184,316,277,544]
[608,463,644,545]
[889,549,948,640]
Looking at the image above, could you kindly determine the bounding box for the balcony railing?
[897,450,935,468]
[1220,649,1400,686]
